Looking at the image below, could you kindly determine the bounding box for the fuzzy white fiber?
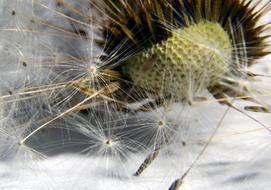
[0,1,271,190]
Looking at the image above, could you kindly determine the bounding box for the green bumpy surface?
[122,21,232,100]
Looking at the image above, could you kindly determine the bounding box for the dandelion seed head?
[1,0,271,189]
[123,21,231,100]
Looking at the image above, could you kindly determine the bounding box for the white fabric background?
[0,1,271,190]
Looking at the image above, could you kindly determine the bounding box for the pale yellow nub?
[122,21,232,100]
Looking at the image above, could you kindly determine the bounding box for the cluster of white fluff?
[0,0,271,190]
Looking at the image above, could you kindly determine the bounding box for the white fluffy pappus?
[0,0,271,190]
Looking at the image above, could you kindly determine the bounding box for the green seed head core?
[122,21,232,100]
